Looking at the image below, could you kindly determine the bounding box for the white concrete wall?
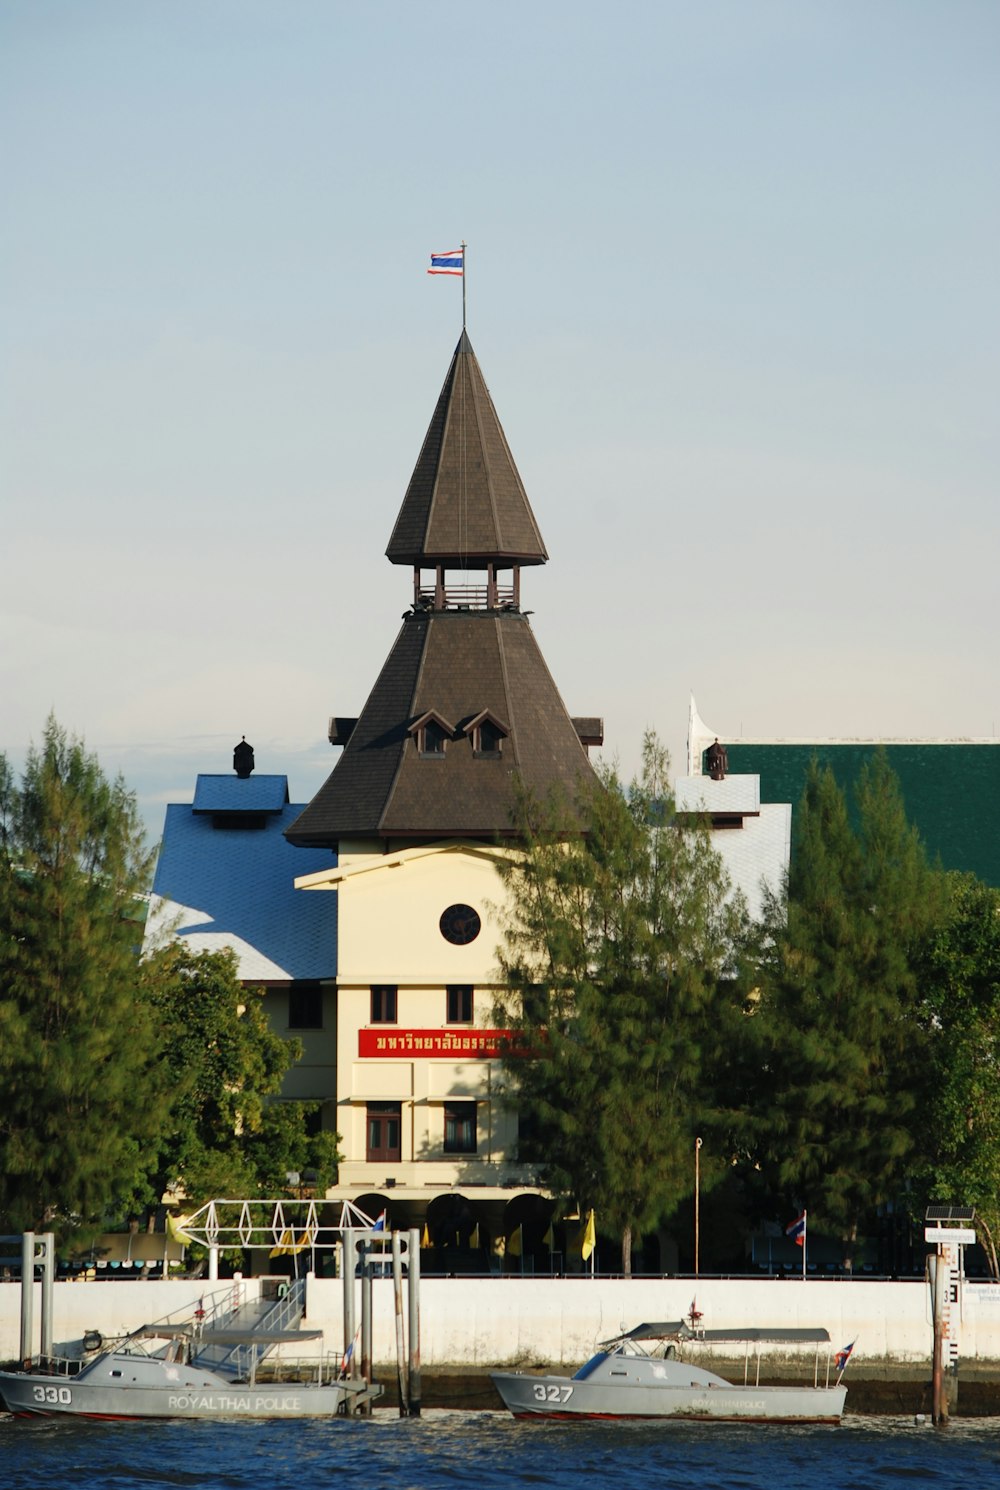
[8,1274,1000,1369]
[1,1279,260,1364]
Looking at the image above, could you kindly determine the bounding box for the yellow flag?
[508,1224,522,1258]
[581,1209,596,1261]
[421,1223,432,1248]
[470,1223,480,1249]
[269,1226,315,1257]
[543,1223,554,1249]
[166,1212,194,1246]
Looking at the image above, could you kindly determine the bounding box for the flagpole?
[461,240,467,330]
[694,1137,702,1279]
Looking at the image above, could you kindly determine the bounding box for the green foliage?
[141,944,341,1202]
[753,751,946,1256]
[494,731,749,1273]
[0,717,170,1240]
[916,873,1000,1273]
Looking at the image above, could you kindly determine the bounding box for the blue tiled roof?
[193,774,290,813]
[150,802,336,979]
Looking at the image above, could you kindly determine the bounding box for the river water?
[3,1411,1000,1490]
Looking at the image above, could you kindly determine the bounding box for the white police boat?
[491,1322,848,1423]
[0,1321,381,1420]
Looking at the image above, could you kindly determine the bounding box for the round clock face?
[439,903,482,946]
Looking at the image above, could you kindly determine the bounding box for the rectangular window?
[446,985,473,1023]
[366,1102,401,1163]
[444,1101,477,1155]
[288,984,323,1029]
[370,986,398,1023]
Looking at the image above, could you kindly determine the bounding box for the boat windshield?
[573,1350,612,1381]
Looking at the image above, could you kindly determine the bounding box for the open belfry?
[285,330,603,1250]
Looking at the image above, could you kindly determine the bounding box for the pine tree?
[494,732,748,1274]
[0,717,170,1240]
[917,873,1000,1275]
[754,752,945,1262]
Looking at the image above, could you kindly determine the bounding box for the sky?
[2,1,998,843]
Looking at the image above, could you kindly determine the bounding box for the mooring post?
[360,1238,373,1415]
[930,1251,948,1424]
[407,1226,422,1417]
[40,1233,55,1360]
[342,1228,356,1408]
[392,1229,408,1415]
[19,1232,35,1366]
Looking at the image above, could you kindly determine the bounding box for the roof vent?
[233,736,255,779]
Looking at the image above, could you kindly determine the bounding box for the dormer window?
[463,709,509,759]
[409,710,454,759]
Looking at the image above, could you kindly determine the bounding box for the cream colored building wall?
[261,984,338,1110]
[298,840,527,1190]
[332,842,506,985]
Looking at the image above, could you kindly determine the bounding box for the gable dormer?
[408,710,455,758]
[462,709,509,759]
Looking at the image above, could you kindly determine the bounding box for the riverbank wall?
[5,1273,1000,1372]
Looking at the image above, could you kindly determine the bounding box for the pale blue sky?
[3,1,998,839]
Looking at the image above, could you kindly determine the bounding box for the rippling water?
[3,1411,1000,1490]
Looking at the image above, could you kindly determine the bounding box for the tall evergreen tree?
[0,717,170,1239]
[494,732,748,1274]
[754,752,945,1261]
[917,873,1000,1275]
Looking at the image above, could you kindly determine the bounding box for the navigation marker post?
[925,1205,976,1425]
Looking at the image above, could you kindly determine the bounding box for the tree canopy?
[0,717,339,1244]
[140,943,340,1204]
[916,872,1000,1273]
[750,751,946,1260]
[0,717,171,1239]
[494,732,750,1274]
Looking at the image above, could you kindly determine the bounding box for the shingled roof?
[385,330,548,567]
[287,328,600,849]
[284,609,595,846]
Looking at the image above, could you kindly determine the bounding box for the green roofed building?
[687,698,1000,888]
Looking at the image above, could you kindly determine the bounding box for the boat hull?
[490,1371,846,1424]
[0,1370,357,1420]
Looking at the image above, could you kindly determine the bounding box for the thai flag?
[372,1211,386,1232]
[786,1211,806,1247]
[339,1326,360,1375]
[428,247,464,276]
[835,1340,855,1372]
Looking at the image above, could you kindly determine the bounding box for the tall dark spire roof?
[284,611,594,846]
[285,331,600,851]
[386,331,548,567]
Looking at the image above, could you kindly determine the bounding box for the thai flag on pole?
[372,1211,386,1232]
[428,247,464,276]
[786,1210,807,1247]
[835,1340,855,1372]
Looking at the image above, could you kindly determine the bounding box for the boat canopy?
[128,1325,324,1345]
[603,1322,832,1346]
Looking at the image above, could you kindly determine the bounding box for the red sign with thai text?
[358,1028,522,1059]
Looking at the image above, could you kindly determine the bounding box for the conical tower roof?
[385,330,548,567]
[284,610,594,846]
